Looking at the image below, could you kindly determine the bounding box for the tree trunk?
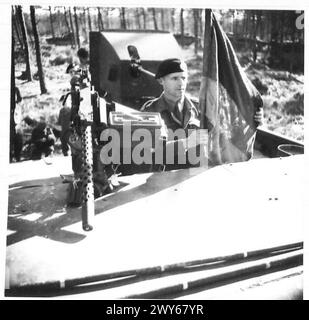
[104,8,110,29]
[97,7,104,31]
[63,7,74,47]
[87,8,92,32]
[16,5,32,81]
[68,7,76,48]
[180,9,185,46]
[73,7,80,48]
[135,8,141,29]
[199,9,203,40]
[120,7,126,29]
[151,8,158,30]
[30,6,47,94]
[82,8,88,42]
[10,18,16,162]
[141,8,146,29]
[12,7,24,50]
[56,7,63,35]
[49,6,55,39]
[171,8,176,32]
[160,9,165,30]
[193,9,199,54]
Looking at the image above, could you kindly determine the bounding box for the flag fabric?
[199,10,263,165]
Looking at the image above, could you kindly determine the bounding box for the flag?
[199,10,263,165]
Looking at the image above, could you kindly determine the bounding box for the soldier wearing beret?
[142,58,207,167]
[142,58,263,167]
[142,58,200,133]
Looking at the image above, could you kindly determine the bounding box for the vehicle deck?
[5,150,304,298]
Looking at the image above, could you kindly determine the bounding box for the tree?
[30,6,47,94]
[141,8,146,29]
[49,6,55,39]
[12,7,24,51]
[87,7,92,32]
[104,8,110,29]
[171,8,176,32]
[16,5,32,81]
[180,9,185,46]
[135,8,141,29]
[82,8,88,42]
[73,7,80,48]
[193,9,199,54]
[63,7,74,47]
[160,9,165,30]
[68,7,76,48]
[151,8,158,30]
[120,7,127,29]
[10,17,16,162]
[97,7,104,31]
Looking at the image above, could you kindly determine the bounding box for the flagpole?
[200,9,212,130]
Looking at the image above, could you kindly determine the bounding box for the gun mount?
[89,30,182,109]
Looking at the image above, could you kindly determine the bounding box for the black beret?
[155,58,187,79]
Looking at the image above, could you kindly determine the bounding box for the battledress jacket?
[142,93,202,168]
[141,93,200,136]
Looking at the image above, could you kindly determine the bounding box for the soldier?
[142,58,263,167]
[141,58,207,168]
[23,116,56,161]
[77,47,90,84]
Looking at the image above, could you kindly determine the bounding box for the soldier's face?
[159,71,188,101]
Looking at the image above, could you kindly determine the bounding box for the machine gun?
[69,31,184,231]
[69,52,160,232]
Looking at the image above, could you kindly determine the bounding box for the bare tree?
[82,8,88,42]
[120,7,127,29]
[68,7,76,47]
[135,8,141,29]
[104,8,110,29]
[48,6,55,39]
[141,8,146,29]
[97,7,104,31]
[30,5,47,94]
[151,8,158,30]
[12,7,24,51]
[10,16,16,162]
[16,5,32,81]
[171,8,176,32]
[180,8,185,46]
[73,6,80,48]
[193,9,199,54]
[160,9,165,30]
[63,7,74,47]
[55,7,63,36]
[87,7,92,32]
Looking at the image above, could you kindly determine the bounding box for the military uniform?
[142,93,200,135]
[142,93,201,169]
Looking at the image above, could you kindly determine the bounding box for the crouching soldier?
[24,116,55,160]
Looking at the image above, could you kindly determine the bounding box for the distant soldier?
[24,116,56,161]
[77,47,90,84]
